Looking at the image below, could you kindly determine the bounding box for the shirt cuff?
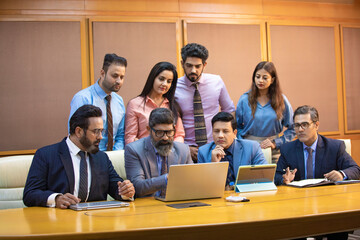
[120,195,134,201]
[340,170,347,180]
[47,193,62,207]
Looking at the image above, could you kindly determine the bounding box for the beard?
[150,136,174,157]
[80,132,100,154]
[102,75,122,92]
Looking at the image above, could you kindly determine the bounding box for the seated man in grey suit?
[125,108,193,198]
[24,105,135,209]
[198,112,267,187]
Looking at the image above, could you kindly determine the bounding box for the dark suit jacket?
[275,135,360,185]
[23,138,123,207]
[125,136,193,198]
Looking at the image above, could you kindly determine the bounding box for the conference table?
[1,184,360,240]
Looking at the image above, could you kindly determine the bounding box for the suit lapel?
[167,146,178,167]
[88,153,97,197]
[145,137,160,177]
[232,140,242,176]
[315,135,325,178]
[295,140,306,180]
[59,138,75,194]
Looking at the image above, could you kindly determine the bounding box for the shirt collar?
[302,134,318,152]
[224,141,235,155]
[146,96,169,105]
[66,136,83,156]
[94,79,109,99]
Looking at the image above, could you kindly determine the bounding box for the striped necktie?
[105,95,113,151]
[192,82,207,147]
[159,154,168,198]
[78,151,88,202]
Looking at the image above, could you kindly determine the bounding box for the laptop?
[69,200,130,211]
[155,162,229,202]
[234,164,277,193]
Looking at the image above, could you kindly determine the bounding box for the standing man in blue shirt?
[69,53,127,151]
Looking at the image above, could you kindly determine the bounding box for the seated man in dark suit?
[275,105,360,240]
[125,108,193,198]
[275,105,360,185]
[23,105,135,209]
[198,112,267,187]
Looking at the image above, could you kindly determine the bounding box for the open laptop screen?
[156,162,229,202]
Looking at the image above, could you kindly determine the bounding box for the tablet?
[69,200,130,211]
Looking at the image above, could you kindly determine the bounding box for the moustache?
[157,140,171,146]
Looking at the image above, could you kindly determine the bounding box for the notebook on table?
[69,200,130,211]
[235,164,277,193]
[155,162,229,202]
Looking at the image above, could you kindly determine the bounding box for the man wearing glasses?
[24,105,135,208]
[275,105,360,186]
[125,108,193,198]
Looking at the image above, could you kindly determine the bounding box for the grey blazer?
[125,136,193,197]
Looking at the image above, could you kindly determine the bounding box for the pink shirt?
[174,73,235,146]
[125,96,185,145]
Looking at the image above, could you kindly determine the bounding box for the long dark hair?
[248,61,285,119]
[139,62,179,123]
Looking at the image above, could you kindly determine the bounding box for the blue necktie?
[306,147,314,179]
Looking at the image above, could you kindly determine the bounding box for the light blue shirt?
[236,92,295,149]
[69,80,125,150]
[303,137,318,179]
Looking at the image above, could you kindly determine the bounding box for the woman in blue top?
[236,61,295,163]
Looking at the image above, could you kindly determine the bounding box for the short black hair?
[148,108,174,128]
[102,53,127,73]
[211,112,237,131]
[293,105,319,122]
[181,43,209,63]
[69,105,102,134]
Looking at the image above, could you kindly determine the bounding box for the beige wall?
[0,0,360,165]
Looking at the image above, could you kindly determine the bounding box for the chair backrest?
[339,139,351,156]
[105,150,126,180]
[261,148,272,164]
[0,155,33,209]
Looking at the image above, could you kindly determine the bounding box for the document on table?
[287,178,360,188]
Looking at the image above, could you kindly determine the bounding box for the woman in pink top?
[125,62,185,145]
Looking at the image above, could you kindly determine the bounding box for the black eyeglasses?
[150,127,175,138]
[88,128,105,136]
[294,122,315,130]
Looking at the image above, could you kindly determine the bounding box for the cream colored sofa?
[0,150,126,210]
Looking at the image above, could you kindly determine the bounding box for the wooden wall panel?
[269,25,339,133]
[263,0,360,19]
[343,27,360,132]
[186,22,263,109]
[351,139,360,165]
[0,21,82,152]
[91,21,178,106]
[179,0,263,14]
[0,0,84,10]
[85,0,179,12]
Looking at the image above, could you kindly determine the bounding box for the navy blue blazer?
[23,138,123,207]
[198,139,267,175]
[275,135,360,185]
